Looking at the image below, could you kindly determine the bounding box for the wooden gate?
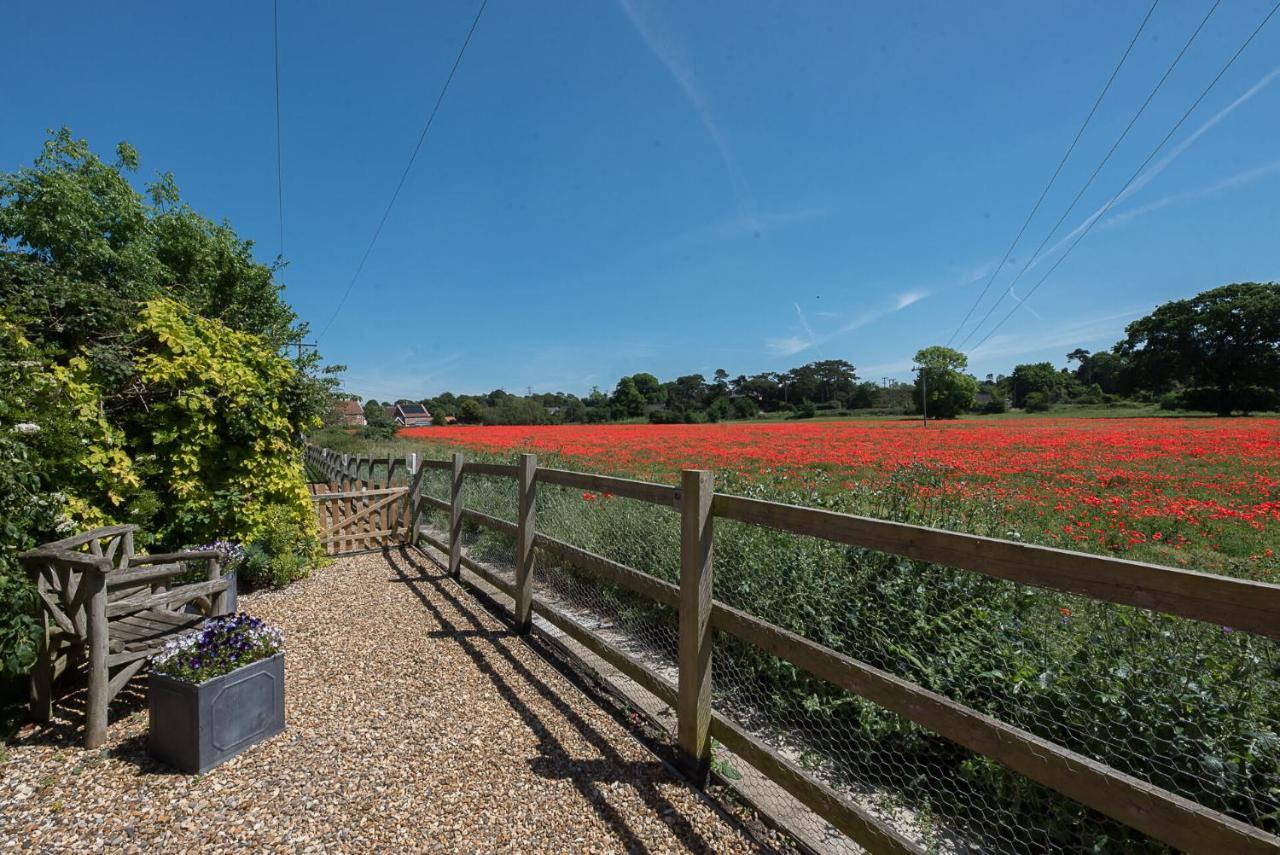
[310,484,410,555]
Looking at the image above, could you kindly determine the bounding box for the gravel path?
[1,548,769,853]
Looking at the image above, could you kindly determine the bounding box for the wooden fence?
[303,443,1280,854]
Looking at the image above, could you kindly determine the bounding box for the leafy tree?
[1117,283,1280,415]
[363,400,396,439]
[730,396,759,419]
[1023,391,1052,412]
[611,377,645,418]
[493,396,550,425]
[457,398,485,424]
[1008,362,1063,408]
[1083,350,1128,395]
[982,391,1009,414]
[913,346,977,419]
[666,374,708,412]
[630,372,665,405]
[1066,348,1092,385]
[846,381,881,409]
[784,359,858,405]
[734,373,783,410]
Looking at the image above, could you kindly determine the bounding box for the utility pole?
[291,340,317,362]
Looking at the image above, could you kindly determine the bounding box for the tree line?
[345,282,1279,431]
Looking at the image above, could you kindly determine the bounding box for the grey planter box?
[148,652,285,773]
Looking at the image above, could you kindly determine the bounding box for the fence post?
[342,455,354,554]
[405,453,420,544]
[677,468,714,784]
[515,453,538,632]
[449,452,464,579]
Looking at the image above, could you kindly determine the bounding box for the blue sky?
[4,1,1279,401]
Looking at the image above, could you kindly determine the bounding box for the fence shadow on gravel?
[385,546,752,855]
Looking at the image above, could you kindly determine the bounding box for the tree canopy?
[913,346,977,419]
[1117,283,1280,415]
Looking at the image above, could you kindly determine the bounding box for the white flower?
[12,423,39,434]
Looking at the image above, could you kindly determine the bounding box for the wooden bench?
[19,525,232,748]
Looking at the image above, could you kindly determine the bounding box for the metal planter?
[148,652,285,774]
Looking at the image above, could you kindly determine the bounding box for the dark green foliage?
[611,377,645,418]
[362,400,396,439]
[730,396,759,419]
[236,504,316,590]
[913,346,978,419]
[980,392,1008,414]
[1008,361,1063,408]
[1023,391,1051,412]
[1118,283,1280,416]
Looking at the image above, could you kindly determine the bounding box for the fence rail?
[302,442,1280,854]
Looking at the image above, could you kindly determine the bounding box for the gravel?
[1,548,771,853]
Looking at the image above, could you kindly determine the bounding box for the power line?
[316,0,489,342]
[946,0,1160,348]
[966,0,1280,356]
[957,0,1223,350]
[273,0,285,258]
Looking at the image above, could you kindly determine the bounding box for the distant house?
[330,399,366,428]
[383,405,397,421]
[443,415,458,425]
[393,403,433,427]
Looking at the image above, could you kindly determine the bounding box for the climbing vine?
[135,298,317,550]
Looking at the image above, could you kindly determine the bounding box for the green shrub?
[236,503,317,590]
[362,421,396,439]
[1023,391,1051,412]
[730,396,760,419]
[981,393,1008,414]
[1158,391,1183,411]
[794,400,817,419]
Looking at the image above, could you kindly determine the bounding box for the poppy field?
[376,417,1280,849]
[399,417,1280,575]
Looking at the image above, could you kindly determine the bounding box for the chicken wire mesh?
[455,470,519,565]
[412,465,453,534]
[709,516,1280,852]
[531,481,682,680]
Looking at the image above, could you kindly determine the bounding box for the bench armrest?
[18,548,114,575]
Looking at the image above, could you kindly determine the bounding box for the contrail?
[617,0,757,222]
